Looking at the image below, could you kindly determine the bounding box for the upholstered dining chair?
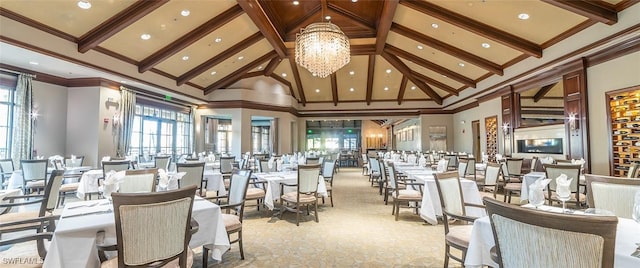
[280,164,321,226]
[306,157,320,165]
[500,162,521,203]
[389,163,423,221]
[64,155,84,168]
[434,171,484,268]
[361,153,369,175]
[585,174,640,218]
[102,160,130,176]
[220,156,236,189]
[203,170,252,265]
[154,155,171,170]
[504,158,524,182]
[118,168,158,193]
[0,158,14,189]
[257,158,276,173]
[98,186,198,268]
[368,157,381,187]
[21,159,49,195]
[483,197,618,268]
[320,159,336,207]
[544,164,583,207]
[176,162,206,196]
[459,157,477,181]
[627,162,640,178]
[0,170,64,260]
[479,163,501,199]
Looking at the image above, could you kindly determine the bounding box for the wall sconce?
[30,110,39,121]
[112,114,120,126]
[460,120,466,124]
[502,123,510,136]
[568,112,578,132]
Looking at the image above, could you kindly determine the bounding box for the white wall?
[32,81,67,158]
[587,51,640,175]
[66,87,100,167]
[419,114,454,152]
[453,98,502,154]
[394,119,421,151]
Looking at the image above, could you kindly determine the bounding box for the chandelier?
[294,22,350,78]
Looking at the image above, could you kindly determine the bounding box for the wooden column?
[501,86,515,156]
[563,58,590,172]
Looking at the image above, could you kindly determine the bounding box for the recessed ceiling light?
[28,61,39,65]
[120,80,127,84]
[458,63,465,67]
[257,65,263,70]
[386,69,391,74]
[282,73,287,77]
[481,43,491,48]
[384,86,389,91]
[210,71,217,75]
[214,37,222,43]
[181,10,190,17]
[325,15,331,20]
[293,1,299,5]
[140,34,151,40]
[349,87,354,92]
[349,71,355,75]
[352,0,358,2]
[518,13,530,20]
[315,89,320,93]
[431,23,439,29]
[77,1,91,9]
[417,45,424,50]
[411,86,416,90]
[182,56,189,61]
[237,56,244,60]
[443,75,448,78]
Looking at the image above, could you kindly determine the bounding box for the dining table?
[43,196,230,268]
[520,171,586,201]
[6,166,92,190]
[464,205,640,267]
[252,171,328,210]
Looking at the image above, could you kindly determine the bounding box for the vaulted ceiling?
[0,0,634,107]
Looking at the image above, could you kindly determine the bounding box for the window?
[217,120,232,154]
[251,125,270,153]
[0,73,16,158]
[130,103,192,160]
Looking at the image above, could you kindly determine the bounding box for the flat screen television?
[516,138,563,154]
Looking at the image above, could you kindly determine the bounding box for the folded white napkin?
[436,159,447,173]
[268,157,275,169]
[70,154,77,164]
[555,174,573,196]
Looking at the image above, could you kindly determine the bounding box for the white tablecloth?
[520,172,586,201]
[465,206,640,267]
[409,173,486,225]
[43,197,230,268]
[253,171,328,210]
[8,166,92,190]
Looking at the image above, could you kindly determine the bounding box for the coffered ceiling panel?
[272,59,298,99]
[299,66,332,102]
[403,81,429,100]
[100,0,237,61]
[402,59,465,91]
[336,56,368,102]
[372,56,402,101]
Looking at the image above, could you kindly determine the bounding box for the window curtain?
[116,87,136,157]
[11,73,33,166]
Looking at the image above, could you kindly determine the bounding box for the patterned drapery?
[11,74,33,167]
[116,87,136,157]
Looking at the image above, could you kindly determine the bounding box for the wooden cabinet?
[607,86,640,176]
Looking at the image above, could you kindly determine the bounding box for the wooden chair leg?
[314,202,319,222]
[238,230,245,260]
[202,246,209,267]
[443,244,450,268]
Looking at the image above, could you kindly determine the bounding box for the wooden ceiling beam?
[204,51,277,94]
[284,5,322,37]
[263,58,282,76]
[77,0,169,53]
[177,32,263,86]
[365,55,375,105]
[411,71,458,96]
[541,0,617,25]
[331,73,338,106]
[391,23,503,75]
[138,5,244,73]
[385,44,476,88]
[533,82,558,102]
[397,75,408,105]
[400,0,542,58]
[240,71,265,80]
[237,0,287,58]
[375,0,399,54]
[327,3,376,30]
[289,60,307,106]
[381,51,443,105]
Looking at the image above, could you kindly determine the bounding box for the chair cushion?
[504,183,522,191]
[245,188,265,199]
[101,247,194,268]
[466,174,484,181]
[281,192,317,203]
[445,225,473,248]
[479,191,495,199]
[546,192,586,202]
[0,211,40,232]
[26,180,45,188]
[60,182,80,192]
[393,189,422,200]
[325,184,332,191]
[222,213,242,232]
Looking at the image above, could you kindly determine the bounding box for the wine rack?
[607,86,640,176]
[485,116,498,162]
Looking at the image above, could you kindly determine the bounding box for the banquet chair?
[220,156,236,189]
[320,159,336,207]
[627,162,640,178]
[0,170,64,259]
[445,154,458,171]
[21,159,49,195]
[361,153,369,175]
[500,162,521,203]
[102,160,130,175]
[383,162,401,205]
[544,164,583,207]
[458,158,477,181]
[483,197,618,268]
[154,155,171,170]
[368,157,381,187]
[390,163,422,221]
[434,171,484,268]
[98,186,198,268]
[0,158,14,189]
[479,163,501,199]
[64,155,84,168]
[118,168,158,193]
[176,162,206,196]
[504,158,523,182]
[203,170,252,265]
[306,157,320,165]
[257,158,276,173]
[279,164,321,226]
[585,174,640,218]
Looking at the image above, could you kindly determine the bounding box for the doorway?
[472,120,480,161]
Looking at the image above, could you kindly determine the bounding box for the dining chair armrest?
[282,182,297,187]
[0,232,54,248]
[0,214,60,229]
[0,197,44,208]
[445,210,479,223]
[190,218,199,236]
[464,202,486,209]
[96,230,117,262]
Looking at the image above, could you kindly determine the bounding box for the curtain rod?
[0,68,36,78]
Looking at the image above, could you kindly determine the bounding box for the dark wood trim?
[263,58,282,76]
[520,109,565,115]
[330,73,338,106]
[521,96,565,100]
[385,44,476,88]
[541,0,618,25]
[77,0,169,53]
[399,0,542,58]
[204,51,278,94]
[237,0,287,58]
[199,100,298,116]
[267,73,295,97]
[305,98,430,104]
[365,55,375,105]
[92,47,139,65]
[586,35,640,67]
[0,8,77,42]
[327,4,376,31]
[533,82,558,102]
[289,59,306,105]
[239,71,264,80]
[176,32,263,86]
[615,0,640,11]
[0,63,67,86]
[451,101,479,113]
[540,20,597,49]
[381,50,443,104]
[391,23,503,75]
[375,0,399,54]
[148,68,177,81]
[397,75,408,105]
[138,5,244,73]
[411,71,459,96]
[283,5,322,38]
[185,82,204,90]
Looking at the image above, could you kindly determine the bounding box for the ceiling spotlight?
[431,23,439,29]
[28,61,39,65]
[325,15,331,20]
[458,63,465,67]
[214,37,222,43]
[411,86,416,90]
[181,10,190,17]
[282,73,287,77]
[349,71,355,76]
[257,65,263,70]
[210,71,217,75]
[417,45,424,50]
[385,69,392,74]
[120,80,127,84]
[77,0,91,9]
[293,1,299,5]
[182,56,189,61]
[384,86,389,91]
[349,87,354,92]
[518,13,530,20]
[140,34,151,40]
[352,0,358,2]
[481,43,491,48]
[315,89,320,93]
[237,56,244,60]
